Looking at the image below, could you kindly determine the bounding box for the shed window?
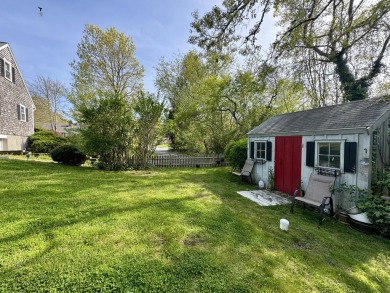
[318,142,341,169]
[307,140,355,173]
[250,140,272,161]
[255,141,266,159]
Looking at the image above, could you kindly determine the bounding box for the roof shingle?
[248,97,390,136]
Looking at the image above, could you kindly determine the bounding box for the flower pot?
[335,210,350,225]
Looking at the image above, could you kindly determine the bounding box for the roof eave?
[247,127,370,137]
[369,108,390,134]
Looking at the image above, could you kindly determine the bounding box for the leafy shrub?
[224,138,247,169]
[51,145,87,166]
[332,183,367,211]
[28,128,68,153]
[357,193,390,236]
[356,171,390,236]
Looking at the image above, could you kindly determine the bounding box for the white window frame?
[19,104,26,122]
[4,59,12,82]
[254,141,267,160]
[315,140,344,172]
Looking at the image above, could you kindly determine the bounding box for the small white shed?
[247,97,390,201]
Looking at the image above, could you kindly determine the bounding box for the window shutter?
[26,108,29,122]
[17,104,21,120]
[266,141,272,161]
[250,141,254,159]
[306,141,315,167]
[344,142,357,173]
[0,58,4,77]
[12,67,16,84]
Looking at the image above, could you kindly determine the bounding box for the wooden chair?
[290,173,336,225]
[231,160,255,184]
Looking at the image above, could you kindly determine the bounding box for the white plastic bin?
[280,219,289,231]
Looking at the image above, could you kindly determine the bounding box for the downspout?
[367,127,372,190]
[356,134,359,190]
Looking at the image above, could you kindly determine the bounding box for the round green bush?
[51,145,87,166]
[224,138,248,169]
[28,129,68,153]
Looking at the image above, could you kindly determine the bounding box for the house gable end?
[0,42,35,149]
[0,43,35,110]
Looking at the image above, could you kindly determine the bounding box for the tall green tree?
[69,25,144,170]
[133,92,164,168]
[190,0,390,102]
[156,51,238,154]
[70,24,144,103]
[77,92,134,171]
[155,51,302,154]
[156,51,207,151]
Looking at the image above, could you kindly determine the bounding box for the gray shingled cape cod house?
[247,97,390,209]
[0,42,34,151]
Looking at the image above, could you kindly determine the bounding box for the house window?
[19,104,26,121]
[4,59,12,81]
[318,142,341,169]
[255,141,266,159]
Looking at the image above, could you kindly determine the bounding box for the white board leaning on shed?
[237,190,291,207]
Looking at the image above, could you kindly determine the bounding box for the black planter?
[349,212,376,234]
[350,218,376,234]
[335,211,350,225]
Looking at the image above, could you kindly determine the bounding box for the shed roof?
[248,97,390,136]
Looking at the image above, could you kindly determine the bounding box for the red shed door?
[274,136,302,196]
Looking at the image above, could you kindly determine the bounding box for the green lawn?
[0,159,389,292]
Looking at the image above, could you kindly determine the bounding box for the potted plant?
[332,183,360,225]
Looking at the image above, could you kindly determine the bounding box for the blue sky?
[2,0,227,93]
